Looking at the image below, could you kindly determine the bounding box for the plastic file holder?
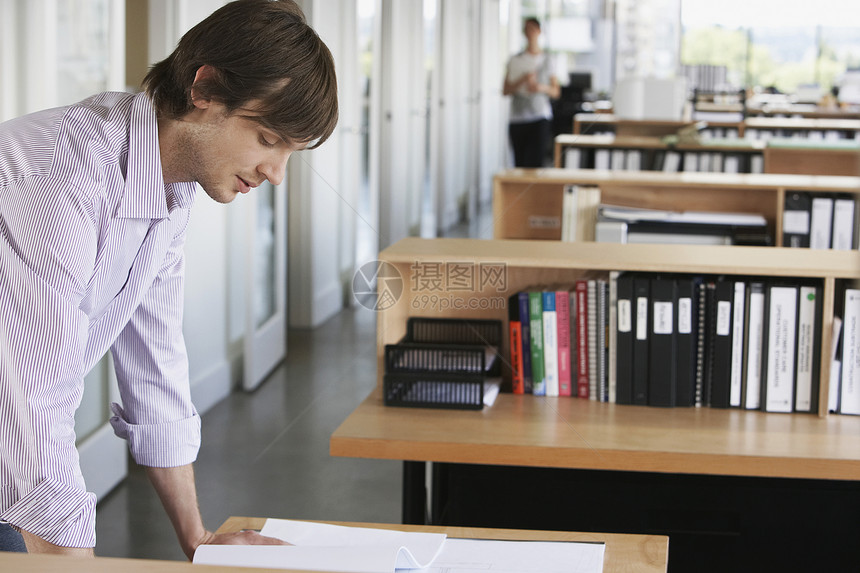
[384,318,502,410]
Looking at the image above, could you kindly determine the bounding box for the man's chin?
[202,186,238,204]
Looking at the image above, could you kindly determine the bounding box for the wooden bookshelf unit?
[492,168,860,243]
[370,238,858,418]
[332,236,860,570]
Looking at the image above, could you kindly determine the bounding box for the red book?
[509,293,525,394]
[556,290,572,396]
[575,280,590,399]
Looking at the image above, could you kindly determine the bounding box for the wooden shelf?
[747,106,860,120]
[572,113,860,138]
[492,168,860,243]
[382,237,858,280]
[573,114,742,137]
[555,133,765,153]
[495,168,860,191]
[554,134,860,176]
[745,117,860,132]
[331,389,860,481]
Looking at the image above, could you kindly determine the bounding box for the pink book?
[556,290,573,396]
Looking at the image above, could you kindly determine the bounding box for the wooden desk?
[331,385,860,526]
[0,516,669,573]
[331,389,860,482]
[331,390,860,570]
[217,516,669,573]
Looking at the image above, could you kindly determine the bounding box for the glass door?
[243,180,288,391]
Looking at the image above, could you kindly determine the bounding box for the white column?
[377,0,425,249]
[288,0,357,327]
[478,0,505,208]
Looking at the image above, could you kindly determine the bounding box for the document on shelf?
[192,519,606,573]
[193,519,446,573]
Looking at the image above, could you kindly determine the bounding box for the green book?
[529,291,546,396]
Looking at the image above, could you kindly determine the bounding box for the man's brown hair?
[143,0,338,149]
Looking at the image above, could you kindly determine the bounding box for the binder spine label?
[653,302,673,335]
[636,297,648,340]
[783,210,810,235]
[678,298,692,334]
[716,301,732,336]
[618,300,632,333]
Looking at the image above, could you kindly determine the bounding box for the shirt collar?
[118,92,196,219]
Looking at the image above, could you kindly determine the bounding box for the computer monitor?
[567,72,592,92]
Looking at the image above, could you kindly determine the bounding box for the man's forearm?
[146,463,288,558]
[145,464,208,559]
[19,529,94,556]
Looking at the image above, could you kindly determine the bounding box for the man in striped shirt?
[0,0,337,558]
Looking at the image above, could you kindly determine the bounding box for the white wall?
[288,0,359,328]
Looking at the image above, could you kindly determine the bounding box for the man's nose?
[261,150,292,186]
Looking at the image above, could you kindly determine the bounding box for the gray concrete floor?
[94,306,401,560]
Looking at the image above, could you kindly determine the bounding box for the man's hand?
[195,528,289,549]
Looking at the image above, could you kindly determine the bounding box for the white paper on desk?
[414,538,606,573]
[193,519,447,572]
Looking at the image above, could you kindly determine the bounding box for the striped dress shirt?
[0,92,200,547]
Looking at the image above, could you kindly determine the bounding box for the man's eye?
[259,135,276,148]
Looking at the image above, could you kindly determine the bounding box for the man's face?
[176,100,303,204]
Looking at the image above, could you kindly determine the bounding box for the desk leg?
[402,461,426,525]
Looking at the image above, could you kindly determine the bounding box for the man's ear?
[190,65,217,109]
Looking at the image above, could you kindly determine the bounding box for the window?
[681,0,860,96]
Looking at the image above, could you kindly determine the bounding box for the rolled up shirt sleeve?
[109,211,201,468]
